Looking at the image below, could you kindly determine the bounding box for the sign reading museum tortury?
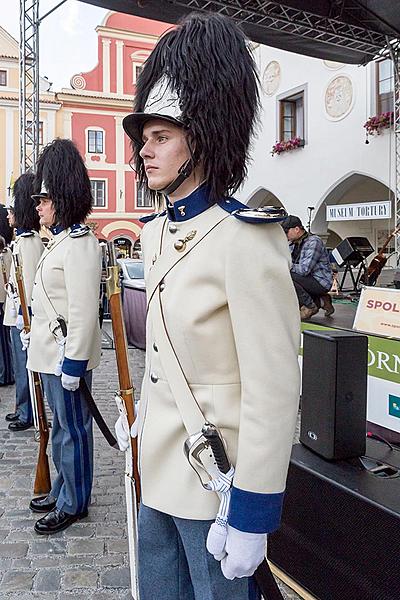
[327,201,391,221]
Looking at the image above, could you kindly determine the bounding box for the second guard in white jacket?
[26,139,102,535]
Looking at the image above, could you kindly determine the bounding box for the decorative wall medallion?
[323,60,344,70]
[262,61,281,96]
[70,74,86,90]
[325,75,353,120]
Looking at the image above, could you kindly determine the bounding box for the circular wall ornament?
[262,61,281,96]
[70,74,86,90]
[325,75,353,120]
[323,60,344,70]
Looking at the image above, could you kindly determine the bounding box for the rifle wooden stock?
[0,254,8,288]
[106,253,141,504]
[14,257,51,495]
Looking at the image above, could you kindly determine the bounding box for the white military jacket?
[137,186,301,533]
[0,248,12,304]
[27,225,102,376]
[4,231,44,326]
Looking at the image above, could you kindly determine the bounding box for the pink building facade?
[57,12,171,255]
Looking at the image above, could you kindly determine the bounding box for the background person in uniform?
[115,14,300,600]
[4,174,43,430]
[281,215,334,320]
[0,234,14,387]
[25,138,102,535]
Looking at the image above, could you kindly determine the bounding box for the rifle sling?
[79,379,119,449]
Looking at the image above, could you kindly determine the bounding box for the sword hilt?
[202,422,231,475]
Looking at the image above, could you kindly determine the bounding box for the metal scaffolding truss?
[19,0,39,174]
[388,40,400,261]
[169,0,389,58]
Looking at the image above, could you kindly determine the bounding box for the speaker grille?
[269,451,400,600]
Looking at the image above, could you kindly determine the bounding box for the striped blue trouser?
[10,326,32,422]
[0,303,14,385]
[138,504,261,600]
[41,372,93,515]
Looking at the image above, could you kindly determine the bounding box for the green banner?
[300,323,400,385]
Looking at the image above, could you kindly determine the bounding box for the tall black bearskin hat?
[0,205,13,245]
[33,138,93,228]
[12,173,40,231]
[123,12,259,202]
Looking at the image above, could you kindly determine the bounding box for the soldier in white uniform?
[4,174,44,430]
[0,232,14,387]
[115,14,300,600]
[25,139,102,534]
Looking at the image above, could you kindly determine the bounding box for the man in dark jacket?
[282,215,334,320]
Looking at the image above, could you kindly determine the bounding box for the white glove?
[20,330,30,351]
[114,404,139,452]
[16,314,24,330]
[115,415,130,452]
[220,526,267,580]
[61,373,80,391]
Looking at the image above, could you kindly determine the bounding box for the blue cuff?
[228,486,284,534]
[62,357,88,377]
[18,306,32,316]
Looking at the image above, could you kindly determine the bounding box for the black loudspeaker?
[331,236,374,267]
[268,441,400,600]
[300,329,368,460]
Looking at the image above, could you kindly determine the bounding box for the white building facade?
[241,44,396,262]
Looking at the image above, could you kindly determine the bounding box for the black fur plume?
[133,13,260,204]
[34,138,93,228]
[13,173,40,231]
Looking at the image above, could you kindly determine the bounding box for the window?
[135,65,143,82]
[91,180,106,208]
[376,59,394,114]
[27,121,44,145]
[279,92,304,141]
[136,184,152,208]
[88,130,104,154]
[0,70,7,86]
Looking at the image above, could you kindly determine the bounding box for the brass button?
[150,373,158,383]
[160,281,165,291]
[168,223,178,234]
[153,342,158,352]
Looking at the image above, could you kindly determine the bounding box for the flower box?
[271,137,305,156]
[363,112,393,136]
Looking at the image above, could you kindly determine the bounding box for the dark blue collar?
[166,185,213,222]
[16,228,33,236]
[49,224,66,235]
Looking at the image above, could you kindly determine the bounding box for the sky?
[1,0,108,90]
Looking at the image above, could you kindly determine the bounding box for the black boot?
[29,495,57,513]
[34,508,88,535]
[5,412,19,422]
[8,420,34,431]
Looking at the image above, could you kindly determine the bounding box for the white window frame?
[276,84,308,144]
[0,69,8,86]
[131,50,150,84]
[90,178,108,209]
[86,127,105,155]
[136,183,152,208]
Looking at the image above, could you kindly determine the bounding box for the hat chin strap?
[158,158,194,197]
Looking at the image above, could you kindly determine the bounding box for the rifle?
[14,253,51,495]
[105,242,140,599]
[0,252,8,289]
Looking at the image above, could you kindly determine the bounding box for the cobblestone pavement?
[0,328,300,600]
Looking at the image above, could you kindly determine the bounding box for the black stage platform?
[308,299,357,331]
